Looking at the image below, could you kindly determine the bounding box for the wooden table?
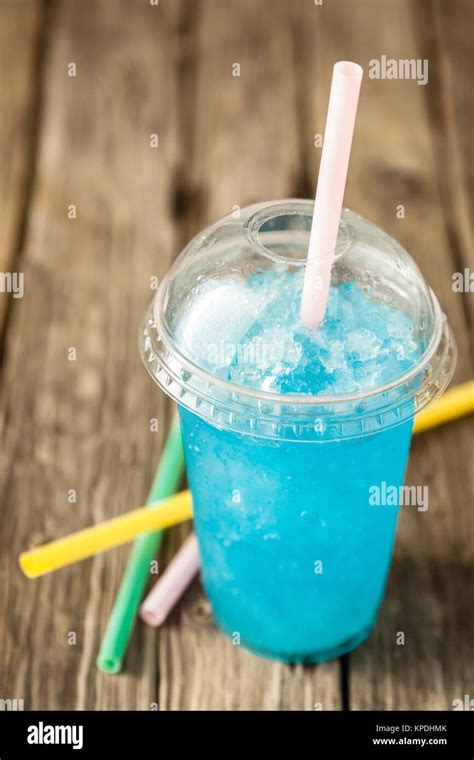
[0,0,471,710]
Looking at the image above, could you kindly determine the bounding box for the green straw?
[96,416,185,674]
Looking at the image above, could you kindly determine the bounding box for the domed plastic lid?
[140,200,456,442]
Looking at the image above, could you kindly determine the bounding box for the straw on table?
[96,416,185,674]
[140,533,200,627]
[19,490,192,578]
[413,380,474,434]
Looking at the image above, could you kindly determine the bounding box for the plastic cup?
[140,199,456,663]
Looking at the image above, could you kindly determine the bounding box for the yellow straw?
[19,382,473,581]
[19,490,192,578]
[413,380,474,435]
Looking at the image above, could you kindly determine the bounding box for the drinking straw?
[140,533,200,627]
[19,489,192,578]
[96,417,185,673]
[301,61,363,328]
[413,379,474,434]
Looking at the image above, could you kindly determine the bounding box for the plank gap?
[169,0,204,233]
[0,0,52,368]
[289,4,316,200]
[340,654,350,711]
[412,0,472,327]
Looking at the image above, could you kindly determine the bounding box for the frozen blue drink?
[141,200,456,662]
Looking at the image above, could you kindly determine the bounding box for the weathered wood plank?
[0,0,182,709]
[0,0,44,332]
[157,0,342,711]
[292,0,472,709]
[416,0,472,293]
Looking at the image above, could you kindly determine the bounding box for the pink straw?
[301,61,363,328]
[140,533,200,627]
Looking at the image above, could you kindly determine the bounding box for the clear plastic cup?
[140,200,456,663]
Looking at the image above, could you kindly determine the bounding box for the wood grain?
[416,0,472,320]
[292,0,473,709]
[0,0,44,332]
[0,0,182,709]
